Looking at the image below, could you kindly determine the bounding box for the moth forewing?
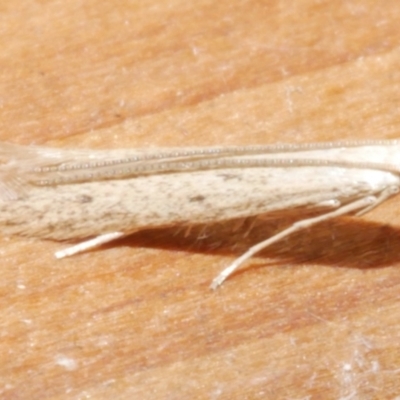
[0,140,400,288]
[4,140,400,188]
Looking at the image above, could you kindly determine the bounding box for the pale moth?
[0,140,399,289]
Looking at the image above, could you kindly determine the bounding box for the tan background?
[1,1,400,399]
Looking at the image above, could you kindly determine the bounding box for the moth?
[0,140,399,289]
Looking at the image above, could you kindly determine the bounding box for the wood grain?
[1,1,400,399]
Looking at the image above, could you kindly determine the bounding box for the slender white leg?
[55,232,127,258]
[210,195,378,290]
[355,186,399,216]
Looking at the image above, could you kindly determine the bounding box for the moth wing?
[0,143,79,200]
[0,142,173,198]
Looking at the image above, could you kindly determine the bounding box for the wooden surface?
[1,1,400,399]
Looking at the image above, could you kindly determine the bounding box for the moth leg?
[210,195,378,290]
[355,185,399,216]
[55,232,127,258]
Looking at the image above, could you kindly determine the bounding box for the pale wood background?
[1,1,400,399]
